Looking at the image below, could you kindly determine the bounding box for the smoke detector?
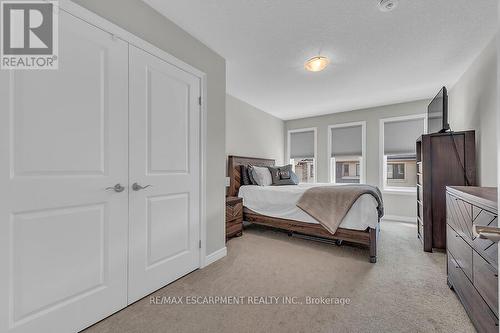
[378,0,399,12]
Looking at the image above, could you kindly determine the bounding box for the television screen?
[427,87,449,134]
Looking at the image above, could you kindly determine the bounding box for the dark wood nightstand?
[226,196,243,240]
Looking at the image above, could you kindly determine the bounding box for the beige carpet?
[84,222,475,333]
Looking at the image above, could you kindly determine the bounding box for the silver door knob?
[105,184,125,193]
[132,182,152,191]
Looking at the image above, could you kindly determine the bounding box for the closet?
[0,6,202,333]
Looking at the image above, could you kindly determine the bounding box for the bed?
[228,155,380,263]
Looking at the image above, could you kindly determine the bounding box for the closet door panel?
[148,69,189,173]
[0,10,129,333]
[128,45,200,304]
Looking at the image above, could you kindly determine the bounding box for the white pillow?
[250,166,272,186]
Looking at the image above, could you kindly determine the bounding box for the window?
[387,163,405,180]
[381,115,426,192]
[288,128,316,183]
[328,122,365,184]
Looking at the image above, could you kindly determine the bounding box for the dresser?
[446,186,498,333]
[416,131,476,252]
[226,196,243,240]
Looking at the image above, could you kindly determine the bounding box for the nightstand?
[226,196,243,240]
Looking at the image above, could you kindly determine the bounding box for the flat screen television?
[427,87,450,134]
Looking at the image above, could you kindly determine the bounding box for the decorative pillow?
[247,166,258,185]
[250,166,273,186]
[240,165,251,185]
[267,165,299,185]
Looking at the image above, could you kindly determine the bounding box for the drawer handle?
[474,226,500,243]
[495,273,498,278]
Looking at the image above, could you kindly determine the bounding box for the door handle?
[105,184,125,193]
[132,182,152,191]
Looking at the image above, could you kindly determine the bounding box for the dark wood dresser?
[416,131,476,252]
[226,196,243,240]
[446,186,498,333]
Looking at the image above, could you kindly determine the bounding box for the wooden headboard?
[227,155,275,197]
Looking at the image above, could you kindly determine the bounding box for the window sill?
[382,187,417,196]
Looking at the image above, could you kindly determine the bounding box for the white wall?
[285,100,430,219]
[73,0,227,255]
[449,36,498,187]
[226,95,285,164]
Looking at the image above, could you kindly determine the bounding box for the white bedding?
[238,183,379,231]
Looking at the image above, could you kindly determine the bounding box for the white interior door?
[128,45,201,303]
[0,10,129,333]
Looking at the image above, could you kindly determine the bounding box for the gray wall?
[73,0,227,255]
[449,36,498,187]
[286,100,430,219]
[226,95,285,164]
[286,35,499,217]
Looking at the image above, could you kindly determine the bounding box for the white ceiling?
[143,0,498,120]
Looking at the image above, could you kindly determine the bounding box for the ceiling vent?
[378,0,399,12]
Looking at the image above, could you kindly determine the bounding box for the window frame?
[343,164,349,177]
[327,121,366,184]
[287,127,317,183]
[379,114,427,195]
[387,162,406,180]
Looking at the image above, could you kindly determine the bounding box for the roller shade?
[384,118,424,155]
[290,130,315,159]
[331,125,362,157]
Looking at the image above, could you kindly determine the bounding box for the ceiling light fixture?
[304,56,330,72]
[378,0,399,12]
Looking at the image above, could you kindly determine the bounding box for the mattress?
[238,183,379,231]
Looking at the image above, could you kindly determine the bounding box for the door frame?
[56,0,209,268]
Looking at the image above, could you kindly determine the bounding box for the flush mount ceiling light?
[378,0,399,12]
[304,56,330,72]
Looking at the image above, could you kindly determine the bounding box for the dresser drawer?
[226,201,243,222]
[472,207,498,266]
[418,220,424,239]
[447,193,473,242]
[226,218,243,237]
[447,225,472,280]
[473,251,498,316]
[417,185,423,204]
[448,255,499,333]
[417,202,423,220]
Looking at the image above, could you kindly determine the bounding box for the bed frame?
[228,155,379,263]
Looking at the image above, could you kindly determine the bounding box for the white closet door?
[128,45,201,303]
[0,10,129,333]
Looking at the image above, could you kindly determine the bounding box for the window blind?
[290,130,315,159]
[384,118,424,155]
[331,125,362,157]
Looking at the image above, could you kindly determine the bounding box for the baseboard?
[382,215,415,223]
[203,247,227,268]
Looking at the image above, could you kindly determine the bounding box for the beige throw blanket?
[296,185,384,235]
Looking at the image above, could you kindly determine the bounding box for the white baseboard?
[382,215,415,223]
[203,247,227,268]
